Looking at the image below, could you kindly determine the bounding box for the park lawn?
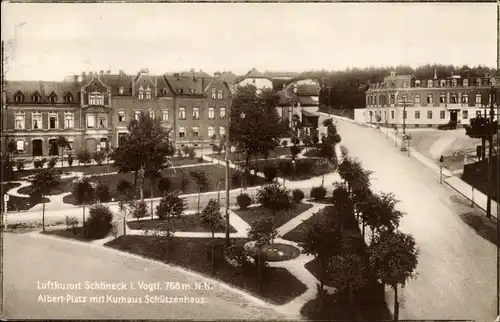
[234,203,313,228]
[207,147,293,162]
[43,227,93,242]
[17,178,74,197]
[252,158,321,181]
[127,215,237,233]
[62,164,266,205]
[2,181,57,212]
[105,236,307,305]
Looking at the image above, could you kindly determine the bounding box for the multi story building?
[363,71,499,128]
[2,69,230,159]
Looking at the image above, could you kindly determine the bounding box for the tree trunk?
[82,201,86,238]
[134,171,138,190]
[42,199,46,233]
[246,153,250,167]
[258,249,262,292]
[211,243,215,275]
[393,285,399,321]
[60,148,64,168]
[481,137,486,160]
[197,191,201,214]
[362,221,366,240]
[140,176,145,203]
[150,183,154,219]
[123,215,127,236]
[321,174,325,188]
[486,137,493,218]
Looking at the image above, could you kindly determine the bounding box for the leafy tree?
[84,204,113,239]
[93,151,106,165]
[157,176,172,197]
[360,191,403,243]
[237,193,252,210]
[310,186,327,201]
[56,136,70,167]
[331,182,354,231]
[156,191,187,220]
[328,254,368,311]
[292,189,305,203]
[369,230,419,321]
[300,218,342,312]
[256,183,293,219]
[77,150,92,167]
[247,216,278,292]
[72,177,95,236]
[312,159,335,187]
[111,112,174,191]
[229,85,285,166]
[189,171,210,214]
[290,145,302,160]
[263,164,278,182]
[200,199,224,274]
[29,169,61,232]
[277,160,294,187]
[1,154,14,181]
[338,157,372,194]
[15,159,25,171]
[131,200,148,220]
[96,183,111,203]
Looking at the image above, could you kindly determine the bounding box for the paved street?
[335,117,497,321]
[1,232,287,320]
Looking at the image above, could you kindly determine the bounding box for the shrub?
[157,177,172,196]
[34,159,43,169]
[295,159,316,175]
[180,177,190,192]
[237,193,252,210]
[48,157,58,169]
[197,157,204,163]
[292,137,300,145]
[65,216,79,234]
[263,165,278,182]
[84,204,113,239]
[290,145,302,159]
[176,150,183,157]
[67,154,74,167]
[96,183,111,202]
[15,159,25,171]
[156,192,187,220]
[231,172,242,187]
[93,151,105,165]
[256,183,293,214]
[188,148,196,159]
[117,179,134,197]
[310,186,327,201]
[77,150,92,166]
[281,140,288,148]
[292,189,305,203]
[224,243,250,268]
[41,158,48,168]
[277,159,294,178]
[182,146,191,157]
[131,200,148,220]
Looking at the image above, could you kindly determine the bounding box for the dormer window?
[463,79,469,87]
[452,79,457,87]
[414,80,420,88]
[139,92,144,100]
[14,92,24,103]
[119,87,124,95]
[32,92,41,103]
[89,92,104,106]
[217,90,223,99]
[49,92,57,103]
[162,88,168,95]
[189,88,195,94]
[145,87,152,100]
[64,93,74,103]
[211,89,216,99]
[427,80,433,88]
[440,80,446,87]
[476,78,482,87]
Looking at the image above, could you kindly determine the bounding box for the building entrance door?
[32,139,43,157]
[48,139,58,156]
[450,110,458,123]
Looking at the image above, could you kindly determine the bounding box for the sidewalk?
[327,112,498,219]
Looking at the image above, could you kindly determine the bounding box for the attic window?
[32,93,41,103]
[65,93,74,103]
[14,92,24,103]
[177,88,183,94]
[49,93,57,103]
[189,88,195,94]
[119,87,124,95]
[162,88,168,95]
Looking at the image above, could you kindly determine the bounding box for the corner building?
[364,72,499,128]
[2,69,230,158]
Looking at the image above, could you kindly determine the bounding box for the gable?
[83,75,108,93]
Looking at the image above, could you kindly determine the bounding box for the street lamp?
[439,155,444,184]
[138,166,145,202]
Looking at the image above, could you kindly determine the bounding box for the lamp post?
[139,166,145,203]
[439,155,444,184]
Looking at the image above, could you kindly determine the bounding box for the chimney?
[119,70,124,76]
[100,70,104,77]
[74,75,78,83]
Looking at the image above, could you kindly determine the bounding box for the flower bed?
[127,216,237,233]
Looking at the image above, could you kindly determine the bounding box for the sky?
[1,2,498,81]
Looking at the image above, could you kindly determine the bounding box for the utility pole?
[224,83,233,245]
[487,86,495,219]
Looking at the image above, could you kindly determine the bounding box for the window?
[98,114,107,128]
[415,111,420,119]
[427,94,433,104]
[15,113,25,129]
[403,81,408,88]
[390,94,395,105]
[16,140,25,153]
[146,91,152,100]
[211,89,216,99]
[427,80,433,88]
[49,93,57,103]
[403,111,407,119]
[135,111,141,120]
[475,93,482,104]
[462,93,468,104]
[220,126,226,136]
[138,92,144,100]
[179,127,186,138]
[391,110,394,119]
[148,109,155,119]
[220,107,226,118]
[414,94,421,104]
[162,110,169,122]
[208,107,215,119]
[49,113,58,129]
[64,112,74,129]
[32,93,41,103]
[14,93,24,103]
[119,87,124,95]
[450,93,457,104]
[179,107,186,119]
[489,94,493,105]
[415,80,421,88]
[462,110,468,119]
[208,126,214,138]
[476,78,482,87]
[192,127,199,138]
[427,111,432,119]
[446,80,451,88]
[32,112,42,129]
[193,107,199,120]
[452,79,457,87]
[118,111,125,122]
[217,90,223,99]
[440,110,445,119]
[440,93,446,104]
[89,92,104,106]
[463,79,469,87]
[86,114,96,128]
[440,80,446,87]
[162,88,168,95]
[65,93,73,103]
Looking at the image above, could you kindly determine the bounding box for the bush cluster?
[237,193,252,210]
[263,165,278,182]
[84,204,113,239]
[310,186,327,201]
[292,189,305,203]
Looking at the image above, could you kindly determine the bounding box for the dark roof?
[298,96,319,107]
[5,80,80,103]
[218,71,239,84]
[164,75,207,97]
[244,68,268,79]
[102,75,133,96]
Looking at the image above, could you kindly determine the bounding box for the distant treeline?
[288,64,498,111]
